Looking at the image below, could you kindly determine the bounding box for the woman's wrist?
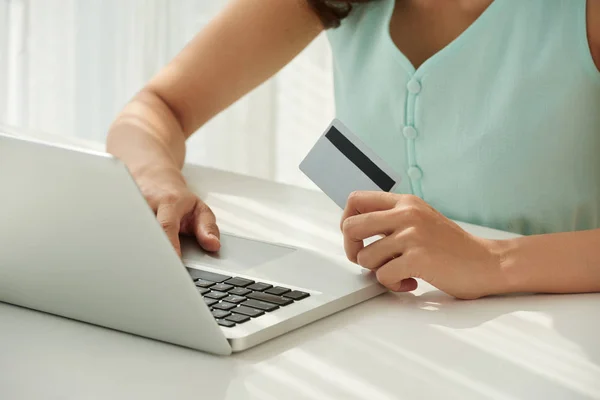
[485,237,529,295]
[107,92,188,173]
[483,230,600,296]
[107,124,183,177]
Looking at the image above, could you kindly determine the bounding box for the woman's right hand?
[134,165,221,257]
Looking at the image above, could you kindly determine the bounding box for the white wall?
[0,0,335,188]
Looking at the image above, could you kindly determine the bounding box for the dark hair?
[306,0,374,29]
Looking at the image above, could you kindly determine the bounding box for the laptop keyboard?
[187,268,310,327]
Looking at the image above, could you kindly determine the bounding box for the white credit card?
[299,119,402,209]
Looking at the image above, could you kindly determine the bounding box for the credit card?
[299,119,401,209]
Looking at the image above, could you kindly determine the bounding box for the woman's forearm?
[493,229,600,294]
[107,0,322,176]
[106,90,187,178]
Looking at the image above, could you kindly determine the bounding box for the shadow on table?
[236,290,600,400]
[183,165,343,232]
[396,290,600,365]
[241,289,600,363]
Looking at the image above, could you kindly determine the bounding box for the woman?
[106,0,600,299]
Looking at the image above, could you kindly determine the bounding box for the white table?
[2,133,600,400]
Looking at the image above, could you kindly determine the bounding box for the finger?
[343,208,400,241]
[156,202,186,257]
[340,191,400,230]
[192,201,221,252]
[344,205,425,263]
[343,210,399,263]
[356,234,405,270]
[375,254,420,290]
[389,278,418,292]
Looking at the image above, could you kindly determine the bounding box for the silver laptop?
[0,132,386,355]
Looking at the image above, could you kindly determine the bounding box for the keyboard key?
[197,287,210,295]
[232,306,265,318]
[283,290,310,301]
[247,291,293,306]
[213,301,237,311]
[205,291,229,300]
[247,282,273,292]
[188,269,231,283]
[195,279,215,289]
[217,319,236,328]
[211,309,231,319]
[243,299,279,312]
[225,314,250,324]
[229,287,251,296]
[204,298,218,307]
[265,286,291,296]
[223,295,247,304]
[225,277,255,287]
[212,283,234,292]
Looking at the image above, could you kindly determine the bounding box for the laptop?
[0,132,387,355]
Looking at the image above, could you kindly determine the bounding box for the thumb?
[375,257,420,292]
[389,278,419,292]
[192,201,221,252]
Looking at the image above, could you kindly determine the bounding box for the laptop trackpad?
[180,233,296,272]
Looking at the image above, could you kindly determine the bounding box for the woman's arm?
[107,0,322,169]
[105,0,322,254]
[340,192,600,299]
[492,231,600,294]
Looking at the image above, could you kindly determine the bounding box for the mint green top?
[326,0,600,235]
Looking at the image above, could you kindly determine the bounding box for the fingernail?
[208,234,219,241]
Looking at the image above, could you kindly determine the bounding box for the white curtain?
[0,0,335,188]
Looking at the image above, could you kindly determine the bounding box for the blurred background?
[0,0,335,188]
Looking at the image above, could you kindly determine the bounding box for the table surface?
[2,132,600,400]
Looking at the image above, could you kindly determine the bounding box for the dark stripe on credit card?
[325,126,395,191]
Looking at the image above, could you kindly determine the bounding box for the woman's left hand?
[341,191,507,300]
